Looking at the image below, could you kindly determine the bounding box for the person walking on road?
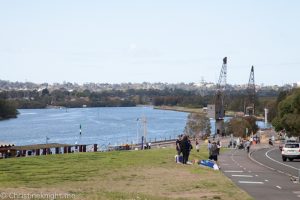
[245,140,251,153]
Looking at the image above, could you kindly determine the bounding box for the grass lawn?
[0,147,253,200]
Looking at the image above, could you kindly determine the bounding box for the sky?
[1,0,300,85]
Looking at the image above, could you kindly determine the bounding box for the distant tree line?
[0,87,282,115]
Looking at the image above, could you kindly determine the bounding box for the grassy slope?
[0,147,253,200]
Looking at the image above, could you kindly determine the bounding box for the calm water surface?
[0,107,188,146]
[0,107,271,147]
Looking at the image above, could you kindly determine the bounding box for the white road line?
[297,195,300,198]
[276,186,282,189]
[248,171,252,173]
[249,150,276,171]
[293,191,300,194]
[265,179,269,182]
[224,170,244,173]
[255,175,258,177]
[265,149,299,171]
[232,175,253,177]
[238,181,264,184]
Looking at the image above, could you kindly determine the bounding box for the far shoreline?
[153,106,203,113]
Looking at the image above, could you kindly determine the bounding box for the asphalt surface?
[251,146,300,178]
[219,145,300,200]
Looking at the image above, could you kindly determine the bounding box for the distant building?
[207,104,215,119]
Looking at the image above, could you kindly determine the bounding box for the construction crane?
[215,57,227,136]
[245,66,255,116]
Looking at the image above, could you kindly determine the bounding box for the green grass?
[0,147,253,200]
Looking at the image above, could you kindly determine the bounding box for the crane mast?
[214,57,227,136]
[245,66,255,116]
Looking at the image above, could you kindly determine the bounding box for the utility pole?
[142,116,147,146]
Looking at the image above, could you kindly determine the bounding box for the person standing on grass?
[176,135,182,155]
[208,140,212,159]
[210,141,219,167]
[181,135,193,164]
[195,139,200,152]
[217,140,221,155]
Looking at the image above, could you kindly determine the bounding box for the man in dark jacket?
[181,135,193,164]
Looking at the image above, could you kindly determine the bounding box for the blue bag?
[199,160,214,168]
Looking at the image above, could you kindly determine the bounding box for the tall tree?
[272,89,300,136]
[184,112,211,139]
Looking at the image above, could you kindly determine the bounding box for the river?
[0,107,188,147]
[0,107,271,148]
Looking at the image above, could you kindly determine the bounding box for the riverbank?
[154,106,204,113]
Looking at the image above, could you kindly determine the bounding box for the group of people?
[176,134,222,166]
[176,134,193,164]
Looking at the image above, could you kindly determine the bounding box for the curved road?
[219,145,300,200]
[251,147,300,180]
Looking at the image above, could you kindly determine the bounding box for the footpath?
[219,144,300,200]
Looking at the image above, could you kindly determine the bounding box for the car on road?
[281,143,300,161]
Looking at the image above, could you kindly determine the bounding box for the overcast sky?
[1,0,299,85]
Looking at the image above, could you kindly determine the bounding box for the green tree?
[227,116,258,138]
[272,89,300,136]
[0,99,18,119]
[184,112,211,139]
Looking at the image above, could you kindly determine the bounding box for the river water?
[0,107,188,147]
[0,107,271,147]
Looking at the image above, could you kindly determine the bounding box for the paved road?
[251,147,300,178]
[219,146,300,200]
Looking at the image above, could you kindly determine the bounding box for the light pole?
[136,118,139,144]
